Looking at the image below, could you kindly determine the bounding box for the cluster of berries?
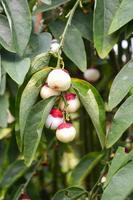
[40,69,80,143]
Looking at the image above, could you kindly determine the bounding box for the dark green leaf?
[0,160,27,197]
[102,160,133,200]
[69,152,103,185]
[1,0,32,55]
[125,20,133,39]
[53,187,88,200]
[108,59,133,110]
[2,53,30,85]
[0,94,9,128]
[72,10,93,41]
[30,52,50,75]
[50,21,87,72]
[33,0,70,14]
[93,0,119,58]
[72,78,106,148]
[12,185,24,200]
[24,97,56,166]
[19,67,52,148]
[0,14,14,52]
[105,147,133,187]
[109,0,133,34]
[107,96,133,148]
[25,32,52,58]
[0,66,6,95]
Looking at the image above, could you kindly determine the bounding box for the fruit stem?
[60,0,80,48]
[56,0,80,68]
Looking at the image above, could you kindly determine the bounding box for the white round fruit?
[60,93,80,113]
[45,108,64,130]
[40,83,60,99]
[50,39,60,53]
[47,69,71,91]
[83,68,100,82]
[56,122,76,143]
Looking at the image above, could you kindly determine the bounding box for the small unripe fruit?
[56,122,76,143]
[40,83,60,99]
[47,69,71,91]
[60,93,80,113]
[83,68,100,82]
[50,39,60,53]
[45,108,64,130]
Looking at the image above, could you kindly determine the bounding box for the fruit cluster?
[40,69,80,143]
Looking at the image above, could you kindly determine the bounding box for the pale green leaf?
[0,14,14,52]
[93,0,119,58]
[107,96,133,148]
[105,147,133,187]
[72,78,106,148]
[50,21,87,72]
[2,53,30,85]
[19,67,52,148]
[109,0,133,34]
[2,0,32,55]
[102,160,133,200]
[24,97,56,166]
[108,59,133,110]
[0,94,9,128]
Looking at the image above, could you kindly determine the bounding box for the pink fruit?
[60,93,80,113]
[56,122,76,143]
[45,108,64,130]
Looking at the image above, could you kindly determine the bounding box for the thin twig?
[56,0,80,68]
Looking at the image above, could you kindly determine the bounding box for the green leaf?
[19,67,52,148]
[101,160,133,200]
[40,0,52,4]
[72,78,106,148]
[72,10,93,41]
[108,59,133,110]
[25,32,52,58]
[2,53,30,85]
[1,0,32,55]
[33,0,70,14]
[53,187,88,200]
[0,54,1,84]
[0,160,27,197]
[30,52,50,75]
[0,128,11,140]
[0,14,14,52]
[12,185,24,200]
[109,0,133,34]
[69,152,103,185]
[105,147,133,187]
[24,97,56,166]
[0,66,6,95]
[93,0,119,58]
[0,94,9,128]
[107,96,133,148]
[50,21,87,72]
